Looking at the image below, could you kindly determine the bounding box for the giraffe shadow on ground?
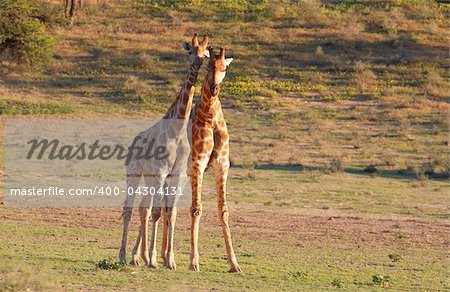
[231,163,449,182]
[231,163,320,172]
[345,167,449,182]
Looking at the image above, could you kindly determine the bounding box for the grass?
[0,99,74,115]
[0,0,449,290]
[0,192,448,290]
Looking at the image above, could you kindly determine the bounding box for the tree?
[0,0,57,71]
[65,0,82,23]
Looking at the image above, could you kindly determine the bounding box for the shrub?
[331,278,344,288]
[363,165,379,174]
[296,0,327,24]
[138,52,153,72]
[341,17,365,40]
[122,76,146,102]
[314,46,330,64]
[0,0,59,71]
[97,259,127,271]
[329,156,343,173]
[419,154,450,178]
[423,69,447,98]
[389,31,416,49]
[388,253,402,262]
[372,274,390,287]
[353,61,377,95]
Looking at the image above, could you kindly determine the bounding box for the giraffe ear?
[181,42,193,53]
[224,58,233,66]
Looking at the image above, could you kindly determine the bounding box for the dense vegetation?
[0,0,64,70]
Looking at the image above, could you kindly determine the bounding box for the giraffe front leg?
[130,228,142,266]
[165,205,177,270]
[164,175,186,270]
[138,206,151,266]
[119,206,132,264]
[160,204,168,265]
[215,165,241,273]
[149,206,160,268]
[189,169,203,271]
[119,172,141,264]
[145,175,163,268]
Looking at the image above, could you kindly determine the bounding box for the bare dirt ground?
[1,201,448,250]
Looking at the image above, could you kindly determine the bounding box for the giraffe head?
[206,47,233,96]
[181,33,209,71]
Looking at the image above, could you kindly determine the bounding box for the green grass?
[0,205,448,290]
[0,167,448,290]
[0,99,74,115]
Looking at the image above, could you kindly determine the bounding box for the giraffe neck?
[164,65,199,120]
[195,74,221,125]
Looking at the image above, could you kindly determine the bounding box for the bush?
[331,278,344,288]
[296,0,327,24]
[96,259,127,271]
[353,61,377,95]
[419,154,450,178]
[122,76,147,102]
[0,0,58,71]
[372,274,390,287]
[423,69,447,98]
[388,253,402,262]
[328,156,343,173]
[363,165,379,174]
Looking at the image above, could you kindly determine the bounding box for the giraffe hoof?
[149,254,158,268]
[229,264,242,273]
[141,254,150,267]
[166,262,176,270]
[130,259,140,266]
[189,263,200,271]
[119,251,126,264]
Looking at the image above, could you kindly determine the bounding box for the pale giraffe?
[189,47,241,272]
[119,34,209,269]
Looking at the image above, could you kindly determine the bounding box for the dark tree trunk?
[64,0,70,18]
[64,0,81,24]
[69,0,77,19]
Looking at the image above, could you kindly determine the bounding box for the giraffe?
[119,34,209,269]
[189,47,241,273]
